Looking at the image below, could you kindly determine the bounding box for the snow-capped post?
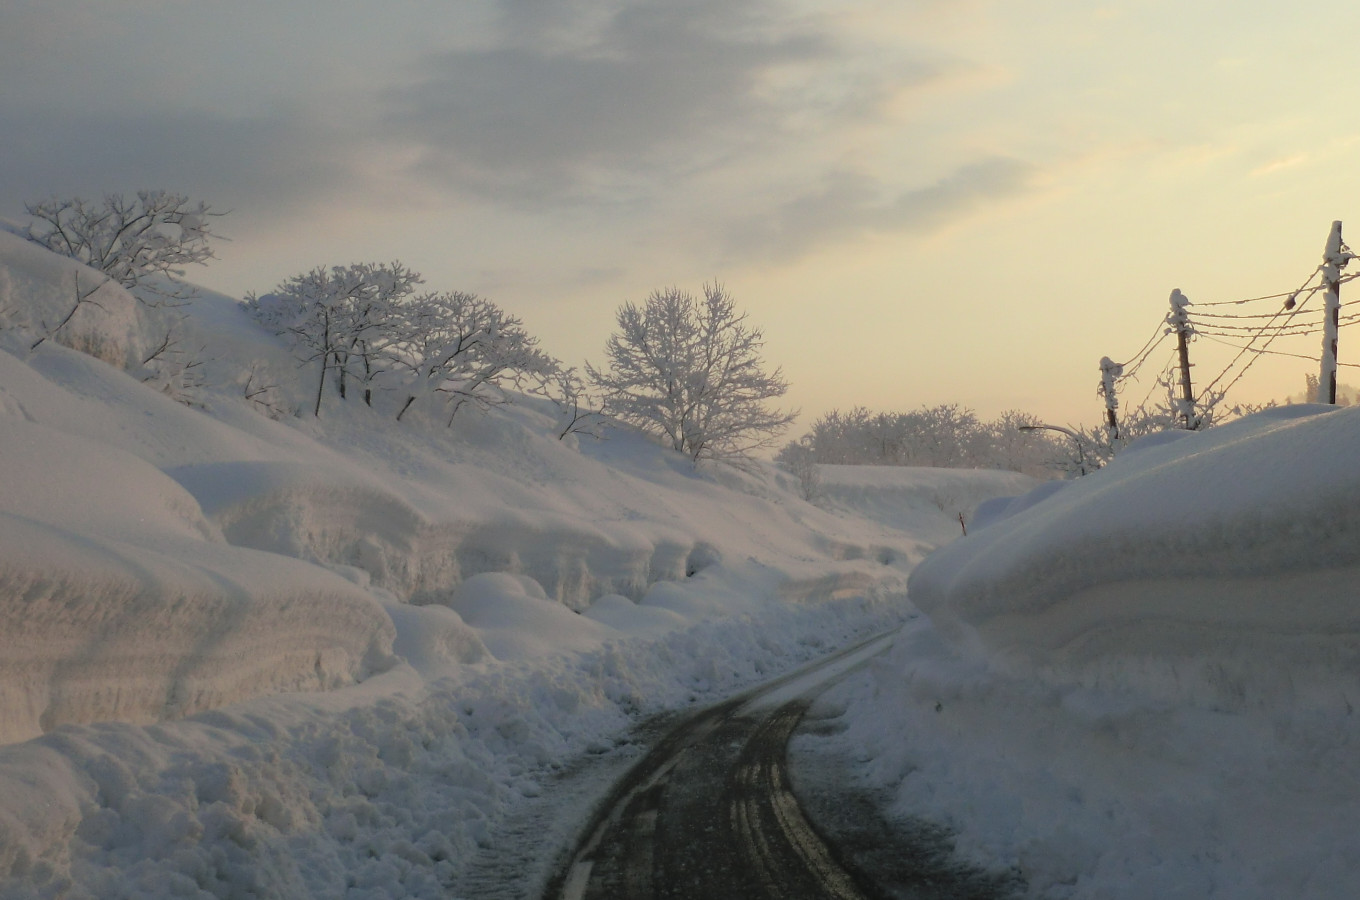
[1167,289,1197,429]
[1317,221,1353,404]
[1098,356,1123,445]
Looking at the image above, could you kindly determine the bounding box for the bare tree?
[250,265,556,423]
[985,410,1066,477]
[28,272,110,352]
[389,290,558,424]
[137,317,208,405]
[588,284,795,461]
[785,404,1068,475]
[22,191,224,304]
[540,367,607,440]
[247,262,422,416]
[241,363,290,420]
[775,437,822,501]
[329,262,423,406]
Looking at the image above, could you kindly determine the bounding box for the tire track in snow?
[547,632,895,899]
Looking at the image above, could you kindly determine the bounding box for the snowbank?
[820,406,1360,898]
[0,373,394,746]
[814,464,1036,548]
[909,405,1360,711]
[0,231,146,368]
[0,232,1038,895]
[0,236,939,738]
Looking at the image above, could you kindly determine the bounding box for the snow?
[0,232,1027,896]
[814,463,1034,548]
[0,373,395,748]
[18,212,1357,897]
[823,405,1360,898]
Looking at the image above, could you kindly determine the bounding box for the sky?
[4,0,1359,433]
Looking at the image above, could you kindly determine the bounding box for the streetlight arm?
[1019,423,1088,476]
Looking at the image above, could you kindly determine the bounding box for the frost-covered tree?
[984,410,1058,476]
[22,191,224,304]
[785,404,1068,476]
[588,284,795,461]
[136,316,207,406]
[540,367,607,440]
[328,262,423,406]
[250,265,557,424]
[389,290,558,424]
[775,437,822,501]
[247,262,422,416]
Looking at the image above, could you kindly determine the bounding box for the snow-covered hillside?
[822,407,1360,899]
[0,231,1032,897]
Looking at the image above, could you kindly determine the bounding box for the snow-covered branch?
[589,284,794,462]
[22,191,224,305]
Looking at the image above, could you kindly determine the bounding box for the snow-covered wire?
[1199,287,1320,399]
[1190,301,1327,321]
[1197,332,1360,369]
[1192,267,1324,308]
[1192,311,1360,337]
[1116,321,1171,381]
[1132,346,1179,411]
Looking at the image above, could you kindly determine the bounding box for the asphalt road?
[543,631,1023,900]
[544,634,887,899]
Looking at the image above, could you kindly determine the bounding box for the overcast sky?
[4,0,1358,429]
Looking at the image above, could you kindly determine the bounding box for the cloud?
[383,0,938,206]
[0,107,356,222]
[0,0,1002,268]
[1250,153,1308,178]
[721,157,1037,261]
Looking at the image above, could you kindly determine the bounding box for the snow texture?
[825,406,1360,898]
[910,405,1360,711]
[0,233,1020,897]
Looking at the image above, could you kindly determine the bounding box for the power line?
[1192,267,1324,308]
[1132,346,1179,411]
[1199,285,1321,399]
[1191,312,1360,338]
[1197,332,1360,368]
[1108,253,1360,415]
[1116,320,1171,379]
[1190,303,1326,321]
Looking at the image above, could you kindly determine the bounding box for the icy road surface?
[546,631,893,899]
[524,629,988,899]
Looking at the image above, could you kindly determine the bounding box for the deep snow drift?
[0,230,1032,897]
[822,406,1360,899]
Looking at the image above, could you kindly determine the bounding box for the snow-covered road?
[547,632,896,899]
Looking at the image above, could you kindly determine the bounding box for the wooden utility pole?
[1167,289,1197,429]
[1318,221,1346,404]
[1099,356,1122,445]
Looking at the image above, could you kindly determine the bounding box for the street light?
[1019,423,1088,476]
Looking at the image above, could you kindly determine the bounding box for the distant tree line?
[778,405,1070,479]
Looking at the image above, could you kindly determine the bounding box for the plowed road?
[547,633,895,900]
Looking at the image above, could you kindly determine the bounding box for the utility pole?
[1098,356,1122,446]
[1318,221,1350,404]
[1167,289,1197,429]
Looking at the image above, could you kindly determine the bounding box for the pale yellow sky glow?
[3,0,1358,432]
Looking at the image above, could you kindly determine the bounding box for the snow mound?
[0,231,146,368]
[909,405,1360,711]
[0,231,1043,896]
[815,464,1037,547]
[0,413,394,746]
[443,573,615,661]
[583,593,690,636]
